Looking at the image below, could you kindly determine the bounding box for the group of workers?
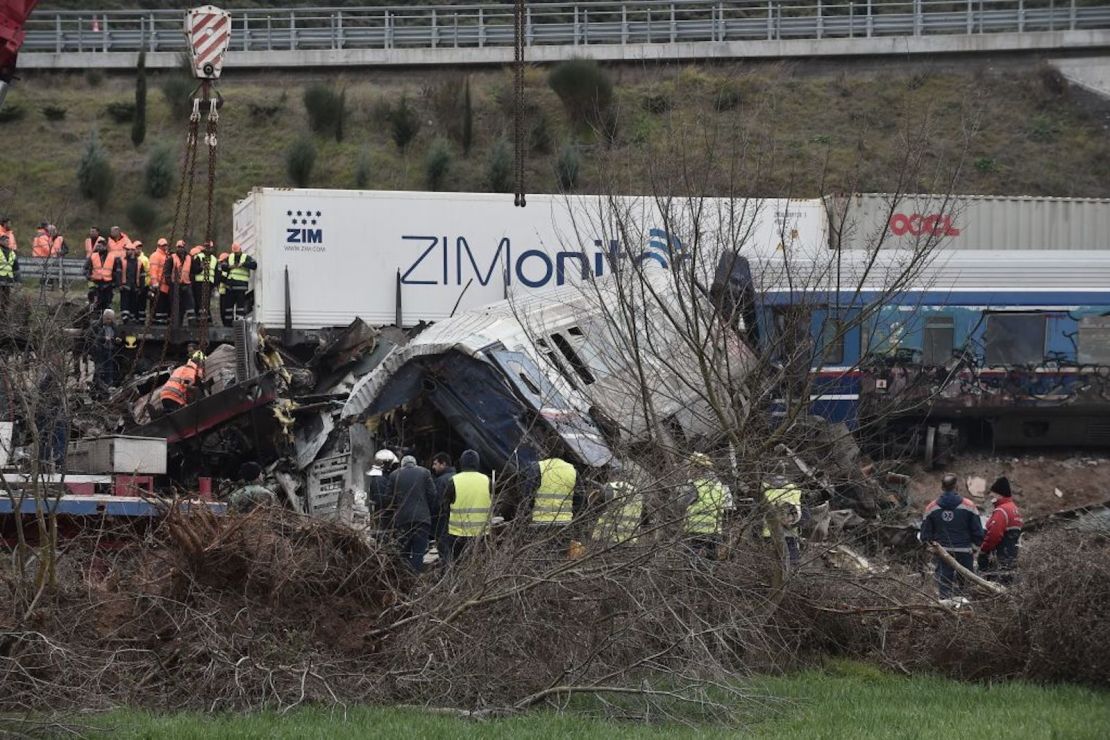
[361,447,803,574]
[0,217,257,326]
[920,474,1023,598]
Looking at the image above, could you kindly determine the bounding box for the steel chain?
[514,0,526,207]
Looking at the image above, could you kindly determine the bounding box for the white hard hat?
[373,449,398,464]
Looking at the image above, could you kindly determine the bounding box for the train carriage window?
[1077,316,1110,365]
[922,316,955,366]
[984,314,1047,366]
[820,319,845,365]
[551,331,596,385]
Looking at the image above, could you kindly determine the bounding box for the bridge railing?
[20,1,1110,55]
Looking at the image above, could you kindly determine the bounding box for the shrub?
[641,89,672,115]
[41,105,67,121]
[487,139,513,193]
[424,138,452,192]
[126,197,160,234]
[629,113,656,145]
[556,144,580,191]
[713,79,743,112]
[77,131,114,211]
[427,74,466,145]
[285,134,316,187]
[144,143,176,199]
[336,89,347,143]
[547,57,614,134]
[106,101,136,124]
[1037,62,1068,98]
[1028,114,1059,143]
[0,105,25,123]
[973,157,997,174]
[160,75,195,118]
[303,84,345,140]
[85,68,103,87]
[247,101,283,120]
[529,109,553,154]
[389,96,421,152]
[132,51,147,147]
[354,147,372,188]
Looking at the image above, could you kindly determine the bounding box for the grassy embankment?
[1,59,1107,250]
[89,664,1110,738]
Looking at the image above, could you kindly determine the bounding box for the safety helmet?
[124,335,137,349]
[190,350,206,363]
[373,449,398,465]
[688,452,714,469]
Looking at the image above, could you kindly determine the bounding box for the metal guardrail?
[22,256,86,283]
[20,1,1110,55]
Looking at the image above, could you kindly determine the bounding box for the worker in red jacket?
[978,476,1023,583]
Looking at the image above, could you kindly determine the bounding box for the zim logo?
[286,208,323,244]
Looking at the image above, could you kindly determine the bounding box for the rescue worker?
[364,449,398,525]
[88,308,118,396]
[684,453,731,560]
[218,242,256,325]
[189,240,219,321]
[590,476,644,547]
[118,242,148,323]
[106,225,131,256]
[0,233,20,315]
[525,454,579,549]
[430,452,455,555]
[0,216,16,254]
[84,237,120,312]
[978,476,1023,583]
[31,222,51,257]
[763,473,804,570]
[83,226,101,257]
[920,473,985,599]
[147,238,171,324]
[385,455,437,573]
[168,240,194,325]
[441,449,492,564]
[159,350,205,413]
[228,462,278,514]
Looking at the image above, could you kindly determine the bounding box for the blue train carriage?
[750,250,1110,450]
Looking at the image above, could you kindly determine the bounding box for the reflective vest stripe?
[194,254,218,282]
[448,471,492,537]
[0,250,15,279]
[531,458,576,525]
[686,477,725,535]
[90,253,117,283]
[592,483,643,545]
[226,253,250,282]
[160,362,198,405]
[762,484,802,538]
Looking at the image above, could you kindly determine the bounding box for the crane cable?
[513,0,526,208]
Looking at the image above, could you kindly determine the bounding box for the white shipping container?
[67,436,167,475]
[233,189,827,329]
[827,193,1110,251]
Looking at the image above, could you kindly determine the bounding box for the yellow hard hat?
[124,335,137,349]
[688,452,713,469]
[190,350,206,363]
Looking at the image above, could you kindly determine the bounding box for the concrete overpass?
[16,1,1110,71]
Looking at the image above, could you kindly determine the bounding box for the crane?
[0,0,39,110]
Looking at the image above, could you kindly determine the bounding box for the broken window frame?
[983,312,1048,367]
[921,315,956,366]
[551,331,596,386]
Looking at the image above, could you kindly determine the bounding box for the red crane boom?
[0,0,39,108]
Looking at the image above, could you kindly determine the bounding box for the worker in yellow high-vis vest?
[441,449,492,564]
[684,452,732,560]
[526,455,579,551]
[762,474,804,570]
[591,478,644,547]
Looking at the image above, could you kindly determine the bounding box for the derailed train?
[341,243,1110,482]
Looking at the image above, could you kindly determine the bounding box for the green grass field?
[83,665,1110,739]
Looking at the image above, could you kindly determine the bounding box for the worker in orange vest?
[84,238,120,312]
[0,216,17,254]
[107,225,131,256]
[148,238,172,324]
[119,241,149,323]
[31,223,50,257]
[84,227,102,257]
[160,350,206,413]
[168,240,195,325]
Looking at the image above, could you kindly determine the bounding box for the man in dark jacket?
[978,476,1023,583]
[386,455,437,573]
[920,474,985,598]
[430,451,455,557]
